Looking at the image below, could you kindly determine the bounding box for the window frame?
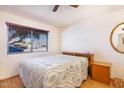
[6,22,49,54]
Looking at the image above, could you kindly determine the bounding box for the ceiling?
[0,5,124,27]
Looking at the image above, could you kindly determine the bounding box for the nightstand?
[92,61,112,85]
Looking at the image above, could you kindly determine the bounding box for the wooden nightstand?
[92,61,112,85]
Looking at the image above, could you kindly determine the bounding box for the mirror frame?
[110,22,124,54]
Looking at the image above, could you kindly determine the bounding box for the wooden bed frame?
[62,52,94,64]
[62,52,94,77]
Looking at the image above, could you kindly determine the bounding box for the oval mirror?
[110,23,124,54]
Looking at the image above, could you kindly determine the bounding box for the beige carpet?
[0,76,114,88]
[80,77,114,88]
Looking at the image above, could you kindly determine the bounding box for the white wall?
[61,9,124,79]
[0,11,61,80]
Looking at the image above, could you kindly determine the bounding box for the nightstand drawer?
[92,61,111,85]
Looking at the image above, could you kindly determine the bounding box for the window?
[32,30,48,52]
[6,22,49,54]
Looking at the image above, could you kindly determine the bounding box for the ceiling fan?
[52,5,79,12]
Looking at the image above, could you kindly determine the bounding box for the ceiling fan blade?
[70,5,79,8]
[53,5,60,12]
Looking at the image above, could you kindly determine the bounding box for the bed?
[19,52,94,88]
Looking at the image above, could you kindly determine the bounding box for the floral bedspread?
[19,54,88,88]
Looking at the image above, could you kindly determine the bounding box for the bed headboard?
[62,52,94,65]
